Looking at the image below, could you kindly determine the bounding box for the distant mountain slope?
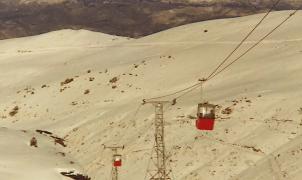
[0,29,129,52]
[0,0,301,39]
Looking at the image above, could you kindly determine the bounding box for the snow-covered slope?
[0,11,302,180]
[0,29,129,53]
[0,128,83,180]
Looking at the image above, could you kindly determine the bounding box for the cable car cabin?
[113,154,122,167]
[196,103,216,130]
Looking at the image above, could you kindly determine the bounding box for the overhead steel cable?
[172,8,301,101]
[206,0,282,80]
[143,82,201,102]
[143,1,282,103]
[143,4,301,104]
[208,8,301,81]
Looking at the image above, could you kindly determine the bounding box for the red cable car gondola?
[113,154,122,167]
[196,103,216,130]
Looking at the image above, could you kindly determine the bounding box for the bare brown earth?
[0,0,301,39]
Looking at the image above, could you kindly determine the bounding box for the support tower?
[145,101,172,180]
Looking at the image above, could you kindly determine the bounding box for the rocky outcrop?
[0,0,301,39]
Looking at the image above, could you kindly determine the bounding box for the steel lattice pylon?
[146,101,172,180]
[111,166,118,180]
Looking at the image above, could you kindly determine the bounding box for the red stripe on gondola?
[114,160,122,167]
[196,118,215,130]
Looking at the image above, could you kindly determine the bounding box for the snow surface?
[0,11,302,180]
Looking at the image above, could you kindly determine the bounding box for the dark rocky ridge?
[0,0,301,39]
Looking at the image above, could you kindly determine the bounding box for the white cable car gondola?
[195,79,216,130]
[113,154,122,167]
[196,103,215,130]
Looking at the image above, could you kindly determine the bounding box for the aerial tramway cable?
[143,1,282,103]
[173,7,301,102]
[207,7,301,81]
[143,82,201,102]
[144,5,301,103]
[206,0,281,80]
